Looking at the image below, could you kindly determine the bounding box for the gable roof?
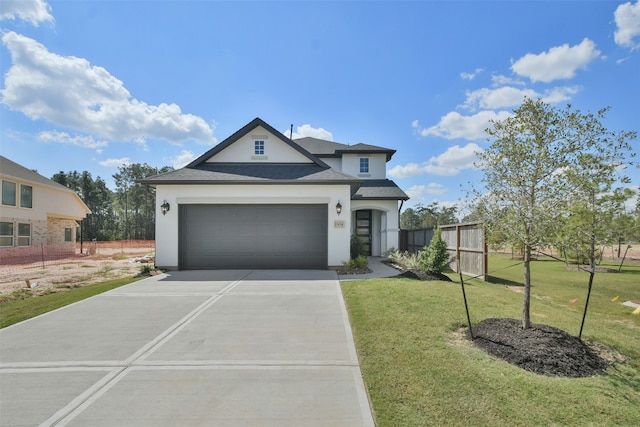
[1,155,74,192]
[0,155,91,214]
[187,117,330,168]
[294,137,397,161]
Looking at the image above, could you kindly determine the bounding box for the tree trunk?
[522,244,532,329]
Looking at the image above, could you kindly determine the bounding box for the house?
[0,156,90,258]
[140,118,409,270]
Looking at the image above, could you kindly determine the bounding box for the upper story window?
[20,184,33,208]
[2,180,16,206]
[1,181,33,208]
[255,140,265,155]
[359,158,369,174]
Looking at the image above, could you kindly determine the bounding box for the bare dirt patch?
[0,248,153,296]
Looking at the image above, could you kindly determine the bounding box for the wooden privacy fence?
[399,222,487,281]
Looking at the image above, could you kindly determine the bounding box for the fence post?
[40,243,45,269]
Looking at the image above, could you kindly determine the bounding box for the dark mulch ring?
[396,269,453,282]
[470,318,611,378]
[381,260,453,282]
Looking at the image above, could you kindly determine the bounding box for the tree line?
[52,164,172,241]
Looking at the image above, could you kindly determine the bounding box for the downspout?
[398,200,404,229]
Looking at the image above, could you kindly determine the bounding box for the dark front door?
[355,210,372,256]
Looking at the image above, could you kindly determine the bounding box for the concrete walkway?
[339,256,401,281]
[0,270,375,426]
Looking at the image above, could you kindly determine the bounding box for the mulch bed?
[381,260,453,282]
[470,318,609,378]
[396,269,453,282]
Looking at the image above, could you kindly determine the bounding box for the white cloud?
[541,86,581,103]
[491,74,526,87]
[461,86,581,111]
[170,150,197,169]
[511,38,601,83]
[285,124,334,141]
[99,157,131,168]
[0,0,53,26]
[460,68,484,80]
[38,130,108,152]
[388,143,483,178]
[404,183,448,206]
[460,87,539,111]
[415,110,512,140]
[425,183,447,195]
[1,32,216,146]
[614,1,640,49]
[388,162,424,179]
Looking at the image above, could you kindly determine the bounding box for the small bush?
[388,249,421,270]
[342,255,369,270]
[351,234,368,259]
[139,264,153,276]
[418,227,451,275]
[353,255,368,269]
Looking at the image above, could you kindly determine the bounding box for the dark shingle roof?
[294,137,396,161]
[351,179,409,201]
[0,155,71,191]
[140,163,361,185]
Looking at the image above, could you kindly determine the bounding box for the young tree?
[560,110,636,337]
[472,99,636,329]
[418,227,450,275]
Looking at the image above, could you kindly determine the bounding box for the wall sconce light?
[161,200,170,215]
[336,201,342,215]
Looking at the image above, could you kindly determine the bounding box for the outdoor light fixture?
[336,201,342,215]
[161,200,170,215]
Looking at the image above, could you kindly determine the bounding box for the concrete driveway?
[0,270,375,426]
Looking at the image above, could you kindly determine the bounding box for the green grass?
[341,255,640,426]
[0,276,141,328]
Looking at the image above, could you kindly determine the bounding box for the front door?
[355,210,372,256]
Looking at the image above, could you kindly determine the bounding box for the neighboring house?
[0,156,90,259]
[140,118,409,270]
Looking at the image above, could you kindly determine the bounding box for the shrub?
[418,227,451,275]
[388,249,421,270]
[139,264,153,275]
[342,255,369,270]
[351,233,368,259]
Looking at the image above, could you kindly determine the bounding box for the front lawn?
[0,276,141,328]
[341,254,640,426]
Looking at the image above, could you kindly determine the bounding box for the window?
[0,222,13,247]
[65,228,72,242]
[254,140,265,155]
[359,158,369,174]
[17,223,30,246]
[2,181,16,206]
[20,184,33,208]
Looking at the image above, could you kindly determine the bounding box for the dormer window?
[359,158,369,173]
[255,140,265,155]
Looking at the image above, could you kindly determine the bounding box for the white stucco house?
[0,156,91,259]
[140,118,409,270]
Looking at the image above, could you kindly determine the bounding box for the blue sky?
[1,0,639,214]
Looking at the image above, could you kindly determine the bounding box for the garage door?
[179,204,328,269]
